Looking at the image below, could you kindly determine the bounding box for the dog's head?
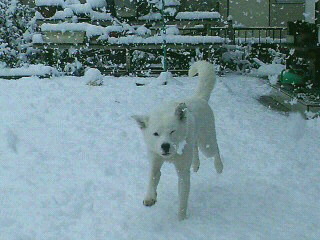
[132,103,188,158]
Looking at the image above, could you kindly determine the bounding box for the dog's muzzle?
[161,143,171,155]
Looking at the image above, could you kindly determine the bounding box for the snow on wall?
[176,11,220,20]
[138,11,221,21]
[32,34,44,43]
[35,0,65,6]
[36,0,107,8]
[90,11,112,21]
[41,23,126,38]
[41,22,104,37]
[164,26,180,35]
[35,8,112,21]
[138,12,162,21]
[105,35,224,45]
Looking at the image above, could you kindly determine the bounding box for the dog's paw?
[143,198,156,207]
[193,164,200,172]
[178,212,188,221]
[214,158,223,174]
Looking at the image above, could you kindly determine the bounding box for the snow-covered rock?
[149,71,182,86]
[85,68,104,86]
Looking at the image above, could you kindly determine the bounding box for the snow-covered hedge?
[0,0,37,68]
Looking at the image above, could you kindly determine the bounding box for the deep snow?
[0,74,319,240]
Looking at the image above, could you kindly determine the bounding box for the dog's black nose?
[161,143,170,153]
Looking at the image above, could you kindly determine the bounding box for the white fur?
[132,61,223,221]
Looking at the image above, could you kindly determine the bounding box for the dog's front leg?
[175,166,191,221]
[143,155,164,207]
[192,144,200,172]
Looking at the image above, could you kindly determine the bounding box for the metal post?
[227,16,234,44]
[161,0,168,72]
[125,48,131,75]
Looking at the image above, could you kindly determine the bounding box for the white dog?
[133,61,223,220]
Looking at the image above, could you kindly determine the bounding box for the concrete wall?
[230,0,269,27]
[179,0,218,11]
[270,0,305,26]
[219,0,305,27]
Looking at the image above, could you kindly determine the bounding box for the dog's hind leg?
[143,155,164,207]
[199,120,223,174]
[192,143,200,172]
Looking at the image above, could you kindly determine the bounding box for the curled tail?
[188,61,216,102]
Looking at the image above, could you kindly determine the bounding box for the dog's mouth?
[161,152,171,157]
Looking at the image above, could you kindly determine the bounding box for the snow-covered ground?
[0,73,319,240]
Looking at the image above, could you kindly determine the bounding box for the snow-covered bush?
[136,25,151,37]
[131,50,158,74]
[149,0,180,9]
[148,0,180,17]
[0,0,37,68]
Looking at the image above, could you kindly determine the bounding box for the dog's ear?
[175,103,187,121]
[132,115,149,129]
[188,62,199,77]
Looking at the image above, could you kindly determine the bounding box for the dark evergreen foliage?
[0,0,36,67]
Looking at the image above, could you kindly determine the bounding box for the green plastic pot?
[279,69,306,85]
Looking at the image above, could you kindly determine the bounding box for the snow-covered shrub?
[64,59,83,75]
[136,25,151,37]
[87,0,107,8]
[148,0,180,17]
[131,50,158,74]
[0,0,37,67]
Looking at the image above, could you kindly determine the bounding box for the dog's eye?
[170,130,176,134]
[153,132,159,136]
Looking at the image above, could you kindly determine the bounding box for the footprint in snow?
[6,129,19,153]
